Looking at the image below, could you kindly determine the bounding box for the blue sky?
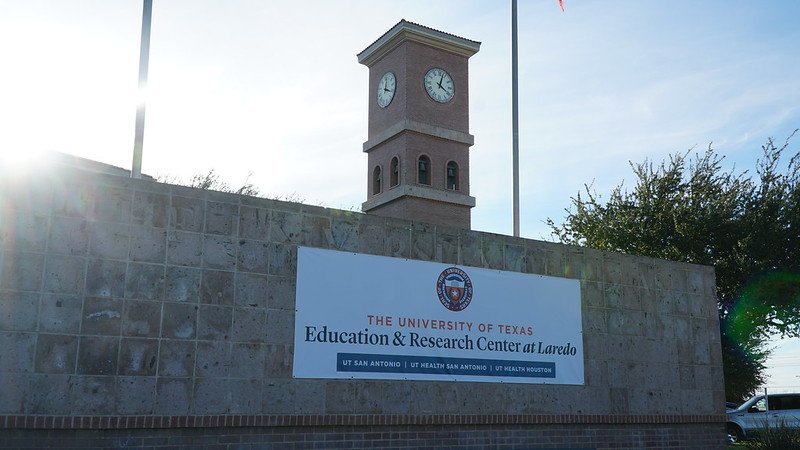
[1,0,798,392]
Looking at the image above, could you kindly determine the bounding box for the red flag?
[558,0,565,11]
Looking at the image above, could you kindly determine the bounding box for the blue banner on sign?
[336,353,555,378]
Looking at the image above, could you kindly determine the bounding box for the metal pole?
[511,0,520,237]
[131,0,152,179]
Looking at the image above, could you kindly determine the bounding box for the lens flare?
[726,271,800,342]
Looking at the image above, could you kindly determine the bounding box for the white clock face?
[377,72,396,108]
[424,67,454,103]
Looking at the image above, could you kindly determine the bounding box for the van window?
[769,395,800,411]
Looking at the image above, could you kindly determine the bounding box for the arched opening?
[418,155,431,185]
[372,165,382,195]
[390,156,399,187]
[446,161,459,190]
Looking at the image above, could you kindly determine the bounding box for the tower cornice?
[362,119,474,153]
[362,184,476,212]
[358,19,481,67]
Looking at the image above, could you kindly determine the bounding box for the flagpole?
[511,0,520,237]
[131,0,152,179]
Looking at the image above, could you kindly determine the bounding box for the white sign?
[293,247,584,385]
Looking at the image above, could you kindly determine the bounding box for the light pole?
[511,0,520,237]
[131,0,152,179]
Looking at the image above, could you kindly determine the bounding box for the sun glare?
[0,148,47,169]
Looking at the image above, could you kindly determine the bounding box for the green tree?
[548,131,800,401]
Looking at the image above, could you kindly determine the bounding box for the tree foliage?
[548,131,800,401]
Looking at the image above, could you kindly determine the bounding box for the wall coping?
[0,414,726,430]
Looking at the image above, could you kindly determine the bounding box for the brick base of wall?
[0,415,727,449]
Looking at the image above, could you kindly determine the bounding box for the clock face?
[424,67,454,103]
[377,72,396,108]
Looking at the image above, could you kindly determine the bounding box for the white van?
[727,393,800,442]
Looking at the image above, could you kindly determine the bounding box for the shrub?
[746,420,800,450]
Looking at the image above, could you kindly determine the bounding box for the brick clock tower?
[358,20,480,229]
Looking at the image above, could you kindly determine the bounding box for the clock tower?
[358,20,480,229]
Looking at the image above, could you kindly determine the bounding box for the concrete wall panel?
[0,164,723,424]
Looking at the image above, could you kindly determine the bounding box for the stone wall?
[0,161,726,448]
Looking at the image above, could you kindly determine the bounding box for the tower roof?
[357,19,481,67]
